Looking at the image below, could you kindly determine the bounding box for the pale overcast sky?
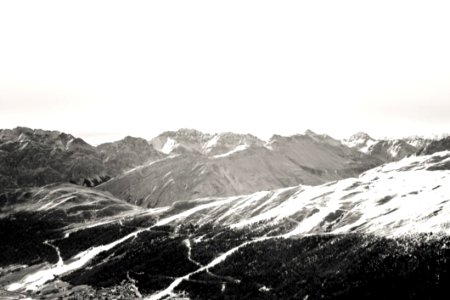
[1,1,449,145]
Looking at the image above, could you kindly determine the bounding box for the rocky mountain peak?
[347,132,375,142]
[202,132,264,156]
[0,127,92,152]
[304,129,319,137]
[151,128,212,154]
[175,128,207,136]
[162,128,210,140]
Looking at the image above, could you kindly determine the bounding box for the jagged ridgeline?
[1,146,450,299]
[1,127,436,208]
[0,127,164,189]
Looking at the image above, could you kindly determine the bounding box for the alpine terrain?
[0,127,450,299]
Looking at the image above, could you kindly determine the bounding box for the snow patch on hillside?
[203,135,220,152]
[213,144,249,158]
[161,138,177,154]
[359,139,377,153]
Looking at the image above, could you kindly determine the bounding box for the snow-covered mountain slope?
[0,183,143,224]
[142,150,450,237]
[100,131,379,207]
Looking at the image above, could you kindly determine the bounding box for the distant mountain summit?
[151,128,265,157]
[151,128,211,154]
[202,132,264,156]
[343,132,433,162]
[342,132,377,153]
[0,127,92,152]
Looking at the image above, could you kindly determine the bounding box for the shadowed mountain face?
[97,136,165,176]
[0,128,163,189]
[367,140,418,161]
[0,127,106,189]
[2,151,450,299]
[418,136,450,155]
[99,130,381,208]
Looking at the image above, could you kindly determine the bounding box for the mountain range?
[0,127,434,207]
[1,126,450,299]
[99,129,383,207]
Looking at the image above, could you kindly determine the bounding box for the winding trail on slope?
[7,182,335,295]
[184,238,241,286]
[43,240,63,267]
[146,236,273,300]
[146,204,335,300]
[184,239,202,267]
